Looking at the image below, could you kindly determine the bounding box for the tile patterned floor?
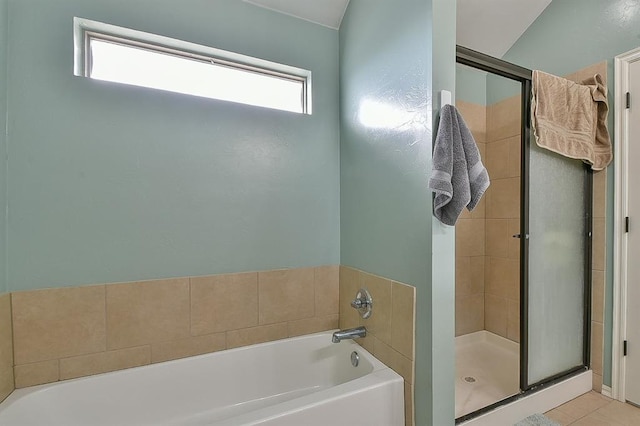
[545,391,640,425]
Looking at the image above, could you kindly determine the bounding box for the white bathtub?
[0,331,405,426]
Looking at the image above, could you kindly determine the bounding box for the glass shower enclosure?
[454,46,592,421]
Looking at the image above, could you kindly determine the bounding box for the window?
[73,18,312,114]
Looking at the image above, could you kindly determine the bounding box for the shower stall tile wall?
[10,265,339,389]
[456,100,487,337]
[0,294,13,402]
[484,93,521,343]
[457,88,522,345]
[456,94,522,344]
[339,266,416,426]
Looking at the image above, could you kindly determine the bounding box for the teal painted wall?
[340,0,456,423]
[503,0,640,388]
[339,0,432,289]
[458,64,518,110]
[0,0,7,294]
[5,0,340,291]
[456,63,486,105]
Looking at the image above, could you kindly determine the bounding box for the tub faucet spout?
[332,326,367,343]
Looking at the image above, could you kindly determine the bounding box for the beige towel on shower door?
[531,70,612,170]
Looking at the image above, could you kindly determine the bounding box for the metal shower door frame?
[454,45,592,421]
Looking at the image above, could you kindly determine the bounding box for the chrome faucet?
[332,326,367,343]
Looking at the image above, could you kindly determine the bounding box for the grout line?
[6,293,15,390]
[103,284,109,351]
[188,276,193,337]
[256,271,262,326]
[312,267,317,319]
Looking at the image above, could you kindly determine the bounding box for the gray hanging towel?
[429,104,490,226]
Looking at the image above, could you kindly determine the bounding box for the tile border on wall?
[339,265,416,426]
[5,264,416,426]
[10,265,339,389]
[0,293,13,403]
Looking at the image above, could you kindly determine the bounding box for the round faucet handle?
[350,288,373,319]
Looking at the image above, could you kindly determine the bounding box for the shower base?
[456,330,593,425]
[455,331,520,419]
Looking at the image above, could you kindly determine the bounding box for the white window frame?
[73,17,312,114]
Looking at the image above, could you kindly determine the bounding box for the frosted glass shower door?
[525,140,589,386]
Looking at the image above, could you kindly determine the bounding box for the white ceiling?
[456,0,553,58]
[243,0,350,30]
[242,0,551,59]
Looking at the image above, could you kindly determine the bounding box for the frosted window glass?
[527,140,586,385]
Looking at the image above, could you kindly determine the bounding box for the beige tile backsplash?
[288,315,339,338]
[258,268,315,325]
[361,273,393,345]
[314,265,340,316]
[60,346,151,381]
[225,323,288,349]
[391,281,417,359]
[0,293,13,402]
[106,278,190,350]
[190,272,258,335]
[10,265,340,389]
[12,285,107,364]
[339,266,416,426]
[14,359,59,389]
[151,333,225,364]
